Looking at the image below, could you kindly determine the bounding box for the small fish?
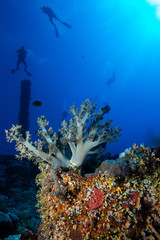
[18,126,25,133]
[32,101,42,107]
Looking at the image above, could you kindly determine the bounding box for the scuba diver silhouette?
[11,46,31,76]
[40,6,71,37]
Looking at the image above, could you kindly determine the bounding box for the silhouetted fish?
[32,101,42,106]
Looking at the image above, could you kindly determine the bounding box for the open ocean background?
[1,0,160,156]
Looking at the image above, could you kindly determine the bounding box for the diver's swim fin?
[11,67,19,73]
[27,71,32,77]
[61,21,72,28]
[54,25,59,37]
[24,68,32,76]
[55,17,71,28]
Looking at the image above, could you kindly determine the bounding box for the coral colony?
[5,100,160,239]
[5,99,120,169]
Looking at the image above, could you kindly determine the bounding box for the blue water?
[1,0,160,156]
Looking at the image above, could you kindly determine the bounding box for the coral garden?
[36,144,160,239]
[5,100,160,239]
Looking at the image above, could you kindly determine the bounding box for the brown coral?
[36,145,160,239]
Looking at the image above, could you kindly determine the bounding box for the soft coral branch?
[5,123,69,168]
[60,99,121,167]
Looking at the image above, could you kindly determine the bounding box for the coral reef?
[5,100,160,239]
[36,144,160,239]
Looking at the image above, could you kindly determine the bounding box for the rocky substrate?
[0,155,40,239]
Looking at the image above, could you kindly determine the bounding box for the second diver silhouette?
[11,46,31,76]
[40,6,71,37]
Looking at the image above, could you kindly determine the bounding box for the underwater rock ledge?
[0,155,40,239]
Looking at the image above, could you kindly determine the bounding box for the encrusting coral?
[35,144,160,239]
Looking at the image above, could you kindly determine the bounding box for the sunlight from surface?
[147,0,160,18]
[98,0,160,37]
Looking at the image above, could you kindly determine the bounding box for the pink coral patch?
[87,188,104,210]
[131,190,139,204]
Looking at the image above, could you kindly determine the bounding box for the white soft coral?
[5,99,121,169]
